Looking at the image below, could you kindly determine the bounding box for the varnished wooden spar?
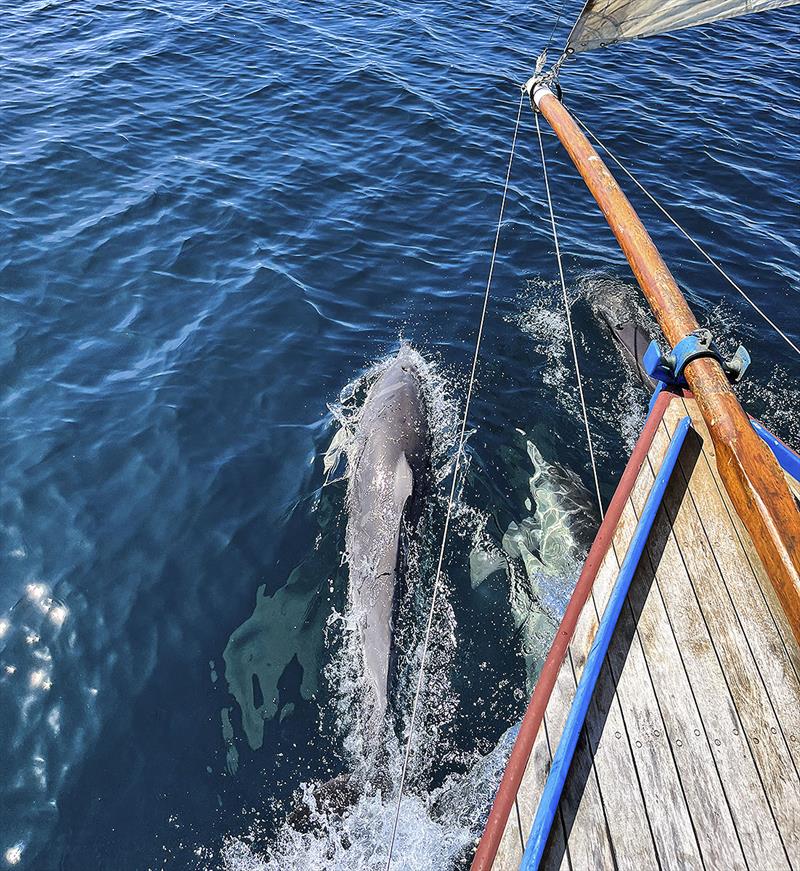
[531,84,800,643]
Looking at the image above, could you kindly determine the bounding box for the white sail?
[566,0,800,54]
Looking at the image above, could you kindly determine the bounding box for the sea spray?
[220,341,605,868]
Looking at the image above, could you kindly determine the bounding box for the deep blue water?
[1,2,798,869]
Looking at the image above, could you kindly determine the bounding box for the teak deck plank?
[600,499,704,870]
[540,656,613,871]
[623,451,747,870]
[491,392,800,871]
[686,407,800,693]
[663,400,800,863]
[579,655,659,871]
[670,401,800,776]
[634,412,784,868]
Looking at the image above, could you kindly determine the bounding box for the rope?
[534,111,605,520]
[572,111,800,359]
[384,90,525,870]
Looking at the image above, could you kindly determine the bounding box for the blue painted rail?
[752,418,800,483]
[519,414,692,871]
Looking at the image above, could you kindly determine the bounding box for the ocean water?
[1,2,798,869]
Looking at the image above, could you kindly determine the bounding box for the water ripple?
[0,1,798,867]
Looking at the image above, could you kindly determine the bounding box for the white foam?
[4,845,23,867]
[513,273,654,452]
[221,722,515,871]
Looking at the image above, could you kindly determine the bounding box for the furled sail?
[566,0,800,54]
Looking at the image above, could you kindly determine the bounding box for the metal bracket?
[522,50,549,98]
[522,50,565,108]
[643,329,750,387]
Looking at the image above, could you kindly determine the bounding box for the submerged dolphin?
[346,344,431,719]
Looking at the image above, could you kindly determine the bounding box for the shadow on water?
[221,481,347,762]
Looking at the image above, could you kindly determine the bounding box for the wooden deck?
[492,393,800,870]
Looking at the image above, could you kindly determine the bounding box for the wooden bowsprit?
[529,82,800,644]
[473,9,800,867]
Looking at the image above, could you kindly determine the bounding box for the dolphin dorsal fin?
[393,452,414,511]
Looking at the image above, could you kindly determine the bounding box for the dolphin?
[345,344,431,720]
[595,300,657,392]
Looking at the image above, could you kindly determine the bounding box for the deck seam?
[673,400,800,784]
[589,699,621,871]
[659,405,792,868]
[514,798,524,852]
[564,645,619,871]
[543,711,574,871]
[621,479,709,871]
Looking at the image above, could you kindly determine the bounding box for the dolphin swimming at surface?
[345,343,431,721]
[593,296,657,392]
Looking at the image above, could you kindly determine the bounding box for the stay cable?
[384,89,525,870]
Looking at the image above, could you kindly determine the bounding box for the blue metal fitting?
[643,329,750,387]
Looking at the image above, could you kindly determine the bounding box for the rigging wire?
[534,110,605,520]
[545,0,570,53]
[571,110,800,359]
[384,90,525,871]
